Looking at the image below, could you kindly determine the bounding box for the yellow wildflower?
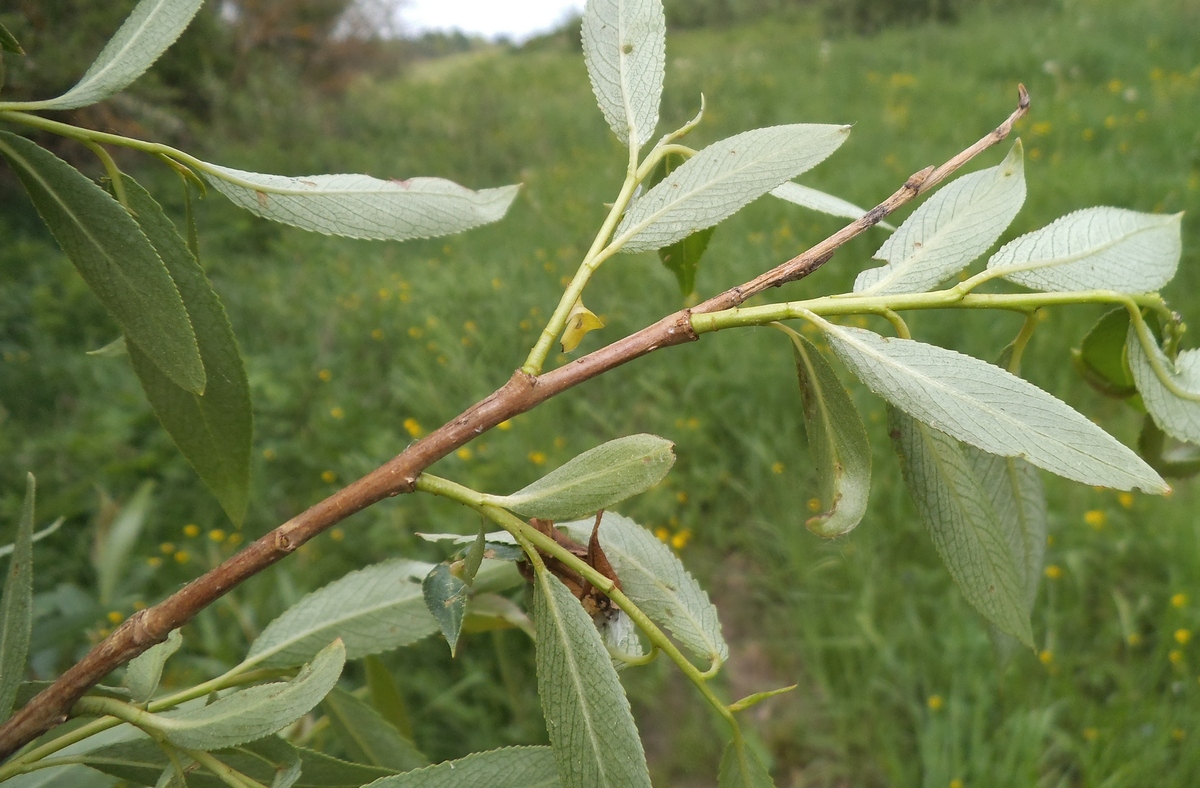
[183,524,200,538]
[404,418,423,438]
[927,695,944,711]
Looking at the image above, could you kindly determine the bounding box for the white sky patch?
[398,0,585,41]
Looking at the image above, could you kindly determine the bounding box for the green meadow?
[3,0,1200,784]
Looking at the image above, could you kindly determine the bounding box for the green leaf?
[200,164,519,242]
[463,593,536,639]
[462,527,487,584]
[3,710,149,787]
[94,481,155,607]
[0,473,35,721]
[422,563,467,656]
[785,328,872,537]
[770,181,894,230]
[0,21,24,55]
[84,735,398,788]
[1139,418,1200,479]
[363,746,560,788]
[364,654,414,740]
[87,336,128,358]
[120,175,252,525]
[856,141,1025,295]
[616,124,851,252]
[245,559,437,669]
[581,0,665,148]
[966,448,1046,659]
[123,628,181,703]
[1072,308,1137,398]
[717,738,776,788]
[987,207,1182,293]
[1128,326,1200,445]
[888,409,1034,646]
[821,321,1167,493]
[658,226,714,297]
[492,434,675,520]
[0,516,62,559]
[30,0,204,110]
[561,512,727,664]
[0,132,204,393]
[533,571,652,788]
[155,640,345,750]
[965,450,1046,617]
[321,686,427,772]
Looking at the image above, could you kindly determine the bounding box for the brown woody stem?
[0,86,1027,761]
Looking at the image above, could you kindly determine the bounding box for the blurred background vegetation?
[2,0,1199,784]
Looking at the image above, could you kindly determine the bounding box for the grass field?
[3,0,1200,784]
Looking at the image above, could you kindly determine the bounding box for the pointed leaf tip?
[202,166,519,241]
[38,0,206,110]
[822,322,1167,493]
[856,140,1025,295]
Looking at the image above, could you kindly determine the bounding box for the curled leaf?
[560,299,605,352]
[780,327,871,537]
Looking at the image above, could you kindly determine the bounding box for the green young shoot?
[413,473,737,727]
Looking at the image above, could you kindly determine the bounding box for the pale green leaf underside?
[562,512,727,664]
[158,640,345,750]
[534,571,652,788]
[856,141,1025,295]
[717,739,776,788]
[965,449,1046,615]
[822,323,1167,492]
[362,746,560,788]
[124,628,182,703]
[616,124,851,252]
[988,207,1181,293]
[770,181,894,230]
[246,559,436,668]
[0,132,204,394]
[202,165,519,241]
[889,409,1033,646]
[35,0,204,110]
[493,434,675,520]
[1127,327,1200,444]
[788,331,871,537]
[581,0,665,148]
[0,474,35,721]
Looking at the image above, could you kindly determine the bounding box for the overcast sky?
[398,0,585,41]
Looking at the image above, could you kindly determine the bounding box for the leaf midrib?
[541,575,614,787]
[833,326,1141,479]
[991,214,1176,278]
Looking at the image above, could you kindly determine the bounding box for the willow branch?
[0,86,1028,760]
